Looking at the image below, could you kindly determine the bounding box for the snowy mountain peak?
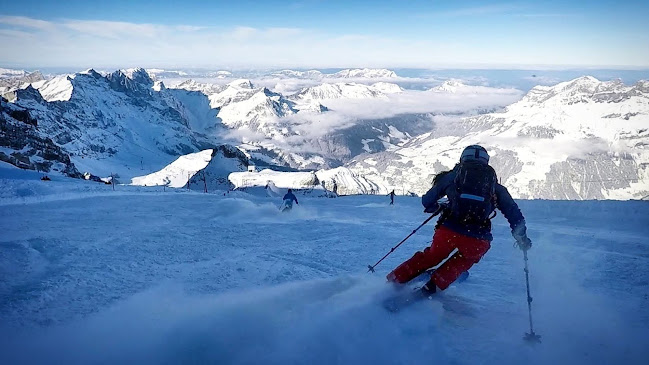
[37,75,74,102]
[272,70,324,79]
[522,76,645,105]
[14,84,46,102]
[371,82,403,93]
[227,79,254,89]
[290,82,387,101]
[0,68,28,78]
[174,79,225,95]
[210,70,232,78]
[152,81,166,91]
[80,69,103,79]
[634,80,649,93]
[106,68,155,97]
[558,75,601,93]
[217,86,297,130]
[431,80,467,93]
[328,68,397,79]
[0,70,46,101]
[121,67,152,81]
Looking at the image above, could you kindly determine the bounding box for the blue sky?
[0,0,647,69]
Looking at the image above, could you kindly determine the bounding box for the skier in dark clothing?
[388,190,395,205]
[282,189,299,212]
[387,145,532,295]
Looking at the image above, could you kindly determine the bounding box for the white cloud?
[1,16,646,69]
[61,20,161,39]
[254,85,524,142]
[0,15,55,30]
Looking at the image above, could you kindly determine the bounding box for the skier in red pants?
[387,145,532,295]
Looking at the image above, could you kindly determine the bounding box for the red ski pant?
[386,225,491,290]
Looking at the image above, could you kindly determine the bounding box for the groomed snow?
[1,165,648,364]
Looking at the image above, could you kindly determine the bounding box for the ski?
[382,270,469,313]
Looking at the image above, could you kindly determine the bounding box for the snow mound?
[131,145,248,190]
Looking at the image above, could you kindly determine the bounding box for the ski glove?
[516,236,532,251]
[423,199,449,214]
[423,203,439,214]
[512,222,532,251]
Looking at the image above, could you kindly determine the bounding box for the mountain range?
[1,67,647,200]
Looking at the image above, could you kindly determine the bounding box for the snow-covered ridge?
[7,67,221,179]
[230,169,318,190]
[371,82,403,94]
[429,79,517,94]
[5,68,646,200]
[35,74,74,102]
[165,73,522,171]
[0,101,81,177]
[217,87,297,129]
[289,82,388,101]
[172,78,256,109]
[0,68,28,78]
[228,166,387,195]
[131,145,248,189]
[327,68,397,79]
[315,167,388,195]
[120,67,154,80]
[174,79,227,95]
[347,76,649,200]
[268,68,397,80]
[0,71,46,100]
[271,70,324,79]
[521,75,648,104]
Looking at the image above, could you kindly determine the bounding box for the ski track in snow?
[1,167,649,365]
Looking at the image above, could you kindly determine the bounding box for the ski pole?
[522,249,542,343]
[367,205,443,273]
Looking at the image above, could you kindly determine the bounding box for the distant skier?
[281,189,299,212]
[388,190,395,205]
[387,145,532,295]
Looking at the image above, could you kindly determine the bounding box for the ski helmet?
[460,145,489,165]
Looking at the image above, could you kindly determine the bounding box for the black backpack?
[449,161,497,223]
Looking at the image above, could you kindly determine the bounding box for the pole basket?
[523,331,542,343]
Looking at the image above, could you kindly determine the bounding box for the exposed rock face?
[0,99,80,177]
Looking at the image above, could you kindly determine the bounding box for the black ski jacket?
[422,169,526,241]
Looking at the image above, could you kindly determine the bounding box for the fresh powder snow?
[1,163,648,365]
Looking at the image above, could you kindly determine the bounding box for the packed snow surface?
[1,164,648,365]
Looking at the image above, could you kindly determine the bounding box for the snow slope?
[1,165,648,364]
